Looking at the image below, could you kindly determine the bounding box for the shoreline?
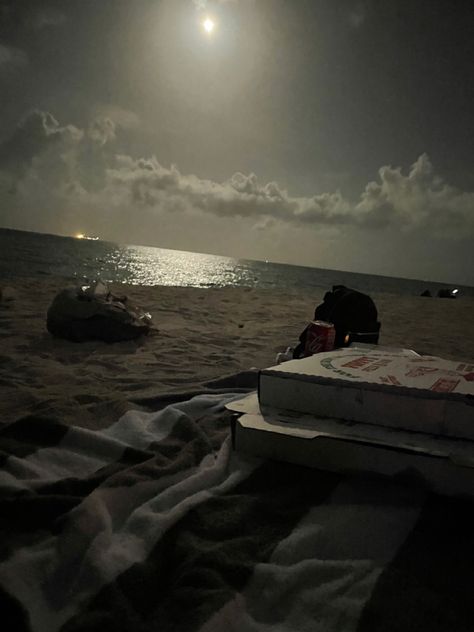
[1,276,473,428]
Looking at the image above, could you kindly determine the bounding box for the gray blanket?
[1,382,474,631]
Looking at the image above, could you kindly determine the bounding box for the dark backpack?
[293,285,381,358]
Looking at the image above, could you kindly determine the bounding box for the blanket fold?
[1,390,473,632]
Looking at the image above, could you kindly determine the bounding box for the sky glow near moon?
[202,17,215,34]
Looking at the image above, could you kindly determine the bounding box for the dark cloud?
[0,110,82,179]
[0,43,27,72]
[348,3,367,28]
[30,8,66,30]
[0,2,66,32]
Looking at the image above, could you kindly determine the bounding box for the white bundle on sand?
[46,281,153,342]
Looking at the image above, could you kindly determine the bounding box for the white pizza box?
[226,392,474,499]
[258,348,474,440]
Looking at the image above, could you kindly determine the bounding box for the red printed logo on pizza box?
[458,364,474,372]
[431,378,460,393]
[406,366,439,378]
[379,375,402,386]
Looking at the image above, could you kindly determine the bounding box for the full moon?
[202,17,215,34]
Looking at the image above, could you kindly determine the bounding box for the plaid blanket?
[1,387,474,632]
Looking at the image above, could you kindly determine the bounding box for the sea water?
[1,227,472,297]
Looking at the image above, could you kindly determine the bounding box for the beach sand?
[1,277,473,428]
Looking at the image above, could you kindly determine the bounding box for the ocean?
[1,227,472,297]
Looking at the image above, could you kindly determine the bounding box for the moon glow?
[202,17,215,34]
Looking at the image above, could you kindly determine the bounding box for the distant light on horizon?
[74,232,99,240]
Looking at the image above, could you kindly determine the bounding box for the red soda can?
[304,320,335,356]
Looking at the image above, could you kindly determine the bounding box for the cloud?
[355,154,474,236]
[348,3,367,29]
[91,105,141,131]
[0,3,66,32]
[192,0,241,10]
[88,118,116,146]
[0,110,83,180]
[1,111,473,245]
[30,9,66,30]
[0,43,28,72]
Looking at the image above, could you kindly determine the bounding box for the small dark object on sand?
[420,290,432,297]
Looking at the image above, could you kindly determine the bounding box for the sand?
[1,277,473,429]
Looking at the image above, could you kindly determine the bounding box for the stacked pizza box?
[227,347,474,498]
[259,347,474,438]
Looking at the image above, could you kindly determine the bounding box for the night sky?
[0,0,473,283]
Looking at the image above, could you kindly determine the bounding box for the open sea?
[1,227,473,297]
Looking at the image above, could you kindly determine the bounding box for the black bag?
[293,285,381,358]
